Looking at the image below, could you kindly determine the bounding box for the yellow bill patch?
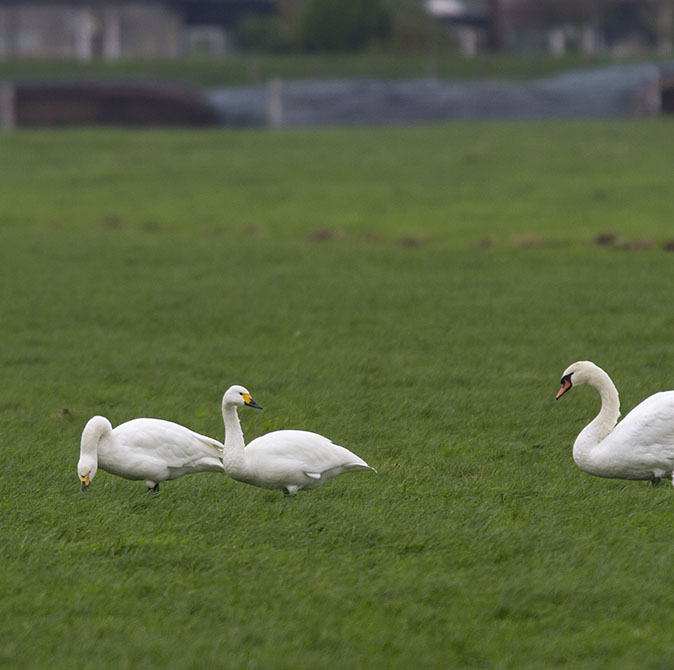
[242,393,252,405]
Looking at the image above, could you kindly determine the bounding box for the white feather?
[219,385,375,494]
[557,361,674,483]
[77,415,224,491]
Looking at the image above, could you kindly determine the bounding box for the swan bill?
[243,394,263,410]
[556,375,573,400]
[80,474,90,491]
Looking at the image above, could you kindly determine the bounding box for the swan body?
[220,385,375,494]
[77,415,225,492]
[556,361,674,483]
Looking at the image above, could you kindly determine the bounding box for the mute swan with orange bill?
[556,361,674,484]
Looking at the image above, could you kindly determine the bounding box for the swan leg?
[283,486,299,496]
[650,476,662,487]
[146,481,159,493]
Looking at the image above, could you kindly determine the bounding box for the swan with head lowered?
[220,385,375,495]
[77,415,225,493]
[556,361,674,484]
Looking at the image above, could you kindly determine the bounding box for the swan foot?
[146,482,160,494]
[650,476,662,487]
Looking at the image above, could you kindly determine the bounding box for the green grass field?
[0,52,663,86]
[2,120,674,669]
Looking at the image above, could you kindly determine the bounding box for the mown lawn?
[0,52,658,86]
[1,121,674,669]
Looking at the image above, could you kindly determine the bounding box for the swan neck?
[80,416,111,457]
[78,416,111,479]
[593,369,621,432]
[572,368,621,471]
[222,405,246,473]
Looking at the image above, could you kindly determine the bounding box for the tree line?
[235,0,674,55]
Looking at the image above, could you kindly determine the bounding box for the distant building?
[426,0,673,56]
[425,0,486,55]
[0,0,275,60]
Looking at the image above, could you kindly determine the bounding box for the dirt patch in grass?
[512,234,546,249]
[100,216,123,230]
[399,235,430,248]
[615,237,656,251]
[240,223,262,237]
[593,232,619,247]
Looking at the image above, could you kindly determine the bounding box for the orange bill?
[556,377,572,399]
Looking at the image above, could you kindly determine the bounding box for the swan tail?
[304,463,374,480]
[196,434,224,454]
[347,463,376,473]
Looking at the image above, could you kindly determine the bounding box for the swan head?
[78,415,110,491]
[556,361,603,399]
[222,385,263,410]
[77,455,98,492]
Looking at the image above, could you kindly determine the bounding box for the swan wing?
[245,429,372,474]
[112,418,224,468]
[603,391,674,470]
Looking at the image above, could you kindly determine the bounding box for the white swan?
[556,360,674,484]
[220,385,375,494]
[77,415,225,492]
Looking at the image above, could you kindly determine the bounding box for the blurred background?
[0,0,673,127]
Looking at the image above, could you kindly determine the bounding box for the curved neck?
[78,416,111,477]
[80,416,111,457]
[221,405,247,474]
[573,367,621,471]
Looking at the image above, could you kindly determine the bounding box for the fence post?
[0,82,16,130]
[267,78,283,128]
